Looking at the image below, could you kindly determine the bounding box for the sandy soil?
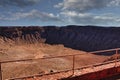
[0,39,108,79]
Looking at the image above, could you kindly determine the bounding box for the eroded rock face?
[41,25,120,52]
[0,27,46,44]
[0,25,120,52]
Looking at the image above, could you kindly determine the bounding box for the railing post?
[116,49,118,56]
[115,49,118,67]
[0,62,2,80]
[72,55,75,75]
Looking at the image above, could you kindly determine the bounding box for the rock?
[0,25,120,55]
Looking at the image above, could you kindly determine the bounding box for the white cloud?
[61,11,91,17]
[54,0,120,25]
[55,0,120,12]
[108,0,120,7]
[0,10,61,22]
[55,0,107,12]
[60,11,120,25]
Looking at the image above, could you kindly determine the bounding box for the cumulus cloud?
[54,0,120,25]
[108,0,120,6]
[60,11,120,25]
[0,10,61,22]
[55,0,120,12]
[0,0,40,7]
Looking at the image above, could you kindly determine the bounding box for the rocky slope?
[0,26,115,79]
[0,25,120,52]
[0,42,108,79]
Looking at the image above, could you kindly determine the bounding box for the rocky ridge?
[0,25,120,52]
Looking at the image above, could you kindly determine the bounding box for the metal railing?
[0,48,120,80]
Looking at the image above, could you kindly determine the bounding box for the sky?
[0,0,120,26]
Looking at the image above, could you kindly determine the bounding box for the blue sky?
[0,0,120,26]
